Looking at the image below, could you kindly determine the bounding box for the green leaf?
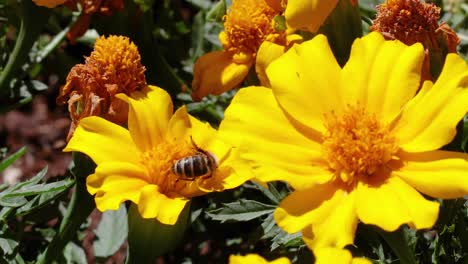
[63,242,87,264]
[93,205,128,258]
[3,178,75,198]
[206,0,226,22]
[0,237,18,257]
[206,199,275,223]
[0,196,28,207]
[15,187,68,216]
[8,166,47,192]
[0,147,26,173]
[377,226,417,264]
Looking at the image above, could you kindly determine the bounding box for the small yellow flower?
[32,0,66,8]
[58,35,146,140]
[220,32,468,251]
[64,86,251,225]
[314,248,370,264]
[192,0,297,101]
[229,254,291,264]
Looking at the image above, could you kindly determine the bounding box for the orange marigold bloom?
[191,0,293,101]
[371,0,460,80]
[57,35,146,140]
[32,0,66,8]
[64,0,124,42]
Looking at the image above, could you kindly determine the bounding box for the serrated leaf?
[93,205,128,258]
[8,167,47,192]
[63,242,87,264]
[0,237,18,257]
[206,199,275,223]
[4,177,74,198]
[0,147,26,173]
[0,196,28,207]
[206,0,225,22]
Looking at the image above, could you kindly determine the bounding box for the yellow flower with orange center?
[64,86,251,224]
[219,32,468,251]
[192,0,299,101]
[229,254,291,264]
[58,35,146,140]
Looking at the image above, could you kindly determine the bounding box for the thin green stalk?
[37,153,96,264]
[0,0,50,94]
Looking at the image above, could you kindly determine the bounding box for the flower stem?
[37,153,96,264]
[0,1,50,94]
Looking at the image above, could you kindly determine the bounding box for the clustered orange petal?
[57,35,146,140]
[222,0,285,57]
[371,0,460,51]
[322,104,399,184]
[64,0,124,42]
[371,0,460,81]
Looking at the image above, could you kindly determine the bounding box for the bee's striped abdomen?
[173,152,214,180]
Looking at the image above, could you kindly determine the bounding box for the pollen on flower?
[57,35,146,140]
[322,105,398,184]
[222,0,284,57]
[140,141,197,195]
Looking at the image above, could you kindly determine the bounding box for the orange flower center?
[140,141,197,195]
[222,0,284,58]
[322,105,398,184]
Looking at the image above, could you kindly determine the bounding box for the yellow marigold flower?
[32,0,66,8]
[57,35,146,140]
[64,86,251,225]
[229,254,291,264]
[192,0,295,101]
[219,32,468,251]
[315,248,370,264]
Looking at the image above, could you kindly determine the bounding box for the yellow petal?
[392,54,468,152]
[314,248,371,264]
[301,190,357,250]
[192,51,252,101]
[229,254,291,264]
[274,182,355,245]
[267,35,341,133]
[356,175,439,231]
[64,116,139,165]
[117,86,173,151]
[219,87,332,189]
[166,106,191,143]
[137,185,189,225]
[256,41,286,87]
[314,248,352,264]
[285,0,338,32]
[342,32,424,123]
[392,150,468,199]
[88,162,148,211]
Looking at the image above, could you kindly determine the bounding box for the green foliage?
[0,0,467,263]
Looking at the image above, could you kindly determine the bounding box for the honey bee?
[172,138,218,181]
